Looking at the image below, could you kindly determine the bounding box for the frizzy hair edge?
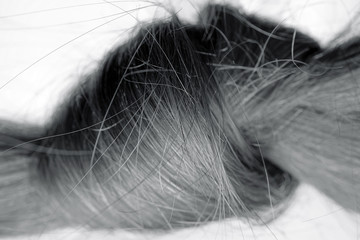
[0,3,360,236]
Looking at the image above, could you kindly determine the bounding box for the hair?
[1,3,360,237]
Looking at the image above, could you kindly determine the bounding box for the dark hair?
[1,3,360,236]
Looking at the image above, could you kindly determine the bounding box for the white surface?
[0,0,360,239]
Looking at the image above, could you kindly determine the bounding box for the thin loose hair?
[1,3,360,237]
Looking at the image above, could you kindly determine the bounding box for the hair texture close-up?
[1,2,360,238]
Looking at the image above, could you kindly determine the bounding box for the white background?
[0,0,360,239]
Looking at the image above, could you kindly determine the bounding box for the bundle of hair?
[1,3,360,237]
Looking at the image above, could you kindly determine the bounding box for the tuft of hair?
[1,3,360,236]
